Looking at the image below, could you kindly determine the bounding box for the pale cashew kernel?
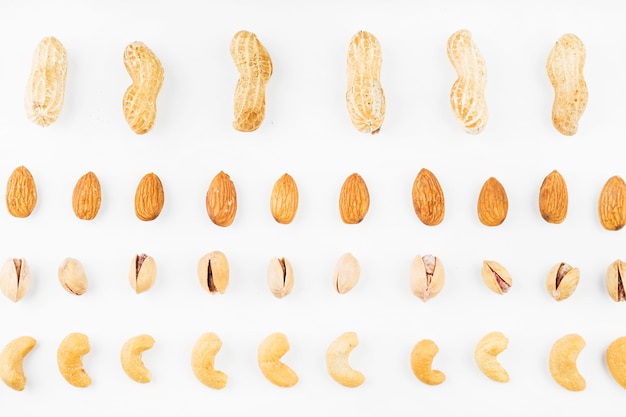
[474,331,509,383]
[607,336,626,389]
[410,339,445,385]
[258,332,298,387]
[120,334,155,383]
[326,331,365,388]
[191,332,228,389]
[549,333,586,391]
[0,336,36,391]
[57,332,91,388]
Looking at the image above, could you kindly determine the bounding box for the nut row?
[2,254,626,303]
[23,30,585,135]
[2,331,625,391]
[5,166,626,230]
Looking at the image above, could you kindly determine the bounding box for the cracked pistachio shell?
[267,257,294,298]
[197,251,229,294]
[333,253,360,294]
[481,260,512,294]
[0,258,31,302]
[58,258,88,296]
[128,254,156,294]
[606,259,626,302]
[546,262,579,301]
[409,255,444,302]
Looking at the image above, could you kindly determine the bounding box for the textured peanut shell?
[57,332,91,388]
[549,333,586,391]
[72,172,101,220]
[346,31,385,134]
[120,334,154,383]
[539,170,568,224]
[410,339,445,385]
[546,34,588,136]
[326,332,365,388]
[339,173,370,224]
[25,36,67,127]
[412,168,445,226]
[231,31,272,132]
[270,173,298,224]
[0,336,36,391]
[474,331,509,383]
[258,333,298,387]
[447,29,488,134]
[6,166,37,218]
[477,177,508,226]
[206,171,237,227]
[197,251,229,295]
[606,336,626,389]
[191,333,228,389]
[606,259,626,302]
[134,173,164,221]
[598,176,626,231]
[122,41,164,134]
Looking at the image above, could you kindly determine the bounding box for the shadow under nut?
[122,41,164,135]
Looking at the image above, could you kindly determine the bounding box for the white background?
[0,0,625,415]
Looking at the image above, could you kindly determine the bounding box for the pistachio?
[197,251,229,295]
[481,260,512,294]
[0,258,31,302]
[333,253,360,294]
[128,254,156,294]
[546,262,579,301]
[267,257,294,298]
[58,258,88,296]
[409,254,444,302]
[606,259,626,302]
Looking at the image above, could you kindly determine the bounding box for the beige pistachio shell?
[409,254,444,302]
[481,260,512,294]
[267,257,294,298]
[606,259,626,302]
[197,251,229,295]
[333,253,360,294]
[58,258,88,296]
[128,254,156,294]
[0,258,31,302]
[546,262,579,301]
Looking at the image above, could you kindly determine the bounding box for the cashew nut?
[410,339,445,385]
[257,332,298,387]
[549,333,586,391]
[474,331,509,383]
[606,336,626,389]
[0,336,36,391]
[121,334,154,383]
[191,333,227,389]
[326,331,365,388]
[57,332,91,388]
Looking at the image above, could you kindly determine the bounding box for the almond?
[412,168,445,226]
[339,173,369,224]
[134,173,164,221]
[206,171,237,227]
[5,166,37,218]
[477,177,508,226]
[72,172,101,220]
[598,175,626,231]
[270,173,298,224]
[539,170,568,224]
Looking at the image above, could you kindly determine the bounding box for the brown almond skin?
[477,177,508,226]
[598,176,626,231]
[539,170,568,224]
[72,172,101,220]
[206,171,237,227]
[412,168,445,226]
[134,173,164,221]
[6,166,37,218]
[339,173,369,224]
[270,173,298,224]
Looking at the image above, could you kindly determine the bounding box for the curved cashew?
[121,334,154,383]
[474,331,509,383]
[326,331,365,388]
[57,332,91,388]
[607,336,626,389]
[549,333,586,391]
[191,333,227,389]
[258,332,298,387]
[410,339,445,385]
[0,336,36,391]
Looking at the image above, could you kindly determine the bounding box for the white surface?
[0,0,624,415]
